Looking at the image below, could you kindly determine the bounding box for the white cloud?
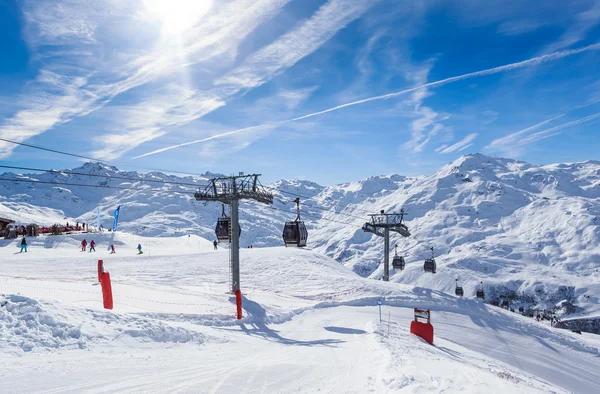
[484,114,564,155]
[130,0,374,159]
[134,41,600,159]
[91,85,225,160]
[497,19,544,36]
[543,2,600,53]
[439,133,478,154]
[485,113,600,155]
[277,86,320,111]
[289,42,600,122]
[215,0,374,90]
[0,71,97,158]
[397,64,449,153]
[0,0,294,158]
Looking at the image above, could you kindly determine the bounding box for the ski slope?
[1,154,599,320]
[1,233,599,393]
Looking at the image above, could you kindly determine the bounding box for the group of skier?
[80,239,142,254]
[17,236,141,255]
[80,239,96,252]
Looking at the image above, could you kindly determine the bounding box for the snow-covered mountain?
[1,154,599,320]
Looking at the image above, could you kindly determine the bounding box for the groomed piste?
[1,233,599,393]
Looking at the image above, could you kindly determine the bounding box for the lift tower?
[362,209,410,281]
[195,173,273,318]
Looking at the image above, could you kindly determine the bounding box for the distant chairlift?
[215,204,241,243]
[423,247,437,274]
[476,281,485,300]
[455,278,464,297]
[392,244,405,270]
[282,198,308,247]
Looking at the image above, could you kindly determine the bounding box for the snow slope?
[1,154,599,320]
[1,233,599,393]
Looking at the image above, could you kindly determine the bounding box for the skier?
[81,239,87,251]
[20,237,27,253]
[89,240,96,252]
[110,244,116,254]
[137,244,143,255]
[213,240,218,250]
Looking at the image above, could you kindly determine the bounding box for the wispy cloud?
[0,71,98,158]
[134,41,600,158]
[485,113,600,155]
[277,87,320,111]
[216,0,373,90]
[91,85,225,160]
[129,0,374,159]
[497,19,544,36]
[543,2,600,53]
[290,42,600,122]
[399,65,449,153]
[0,0,294,159]
[484,114,564,155]
[439,133,478,154]
[248,86,320,115]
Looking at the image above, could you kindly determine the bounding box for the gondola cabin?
[282,198,308,247]
[215,217,231,241]
[392,255,405,270]
[454,279,464,296]
[423,247,437,273]
[282,221,308,247]
[423,258,436,273]
[476,288,485,299]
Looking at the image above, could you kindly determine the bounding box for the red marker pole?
[97,260,103,283]
[235,290,242,319]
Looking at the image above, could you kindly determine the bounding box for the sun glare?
[143,0,213,35]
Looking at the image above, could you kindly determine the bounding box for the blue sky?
[0,0,599,185]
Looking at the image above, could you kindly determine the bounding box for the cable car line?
[0,178,197,194]
[0,137,212,177]
[0,165,211,189]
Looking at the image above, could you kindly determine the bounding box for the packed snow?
[1,232,599,393]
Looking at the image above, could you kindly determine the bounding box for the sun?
[143,0,213,36]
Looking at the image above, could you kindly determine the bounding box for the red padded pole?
[235,289,242,319]
[100,272,113,310]
[97,260,103,283]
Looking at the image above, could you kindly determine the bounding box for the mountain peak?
[75,162,119,174]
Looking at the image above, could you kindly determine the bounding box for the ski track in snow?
[1,235,599,393]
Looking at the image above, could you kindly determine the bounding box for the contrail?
[132,42,600,159]
[519,112,600,146]
[484,113,566,151]
[131,123,281,159]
